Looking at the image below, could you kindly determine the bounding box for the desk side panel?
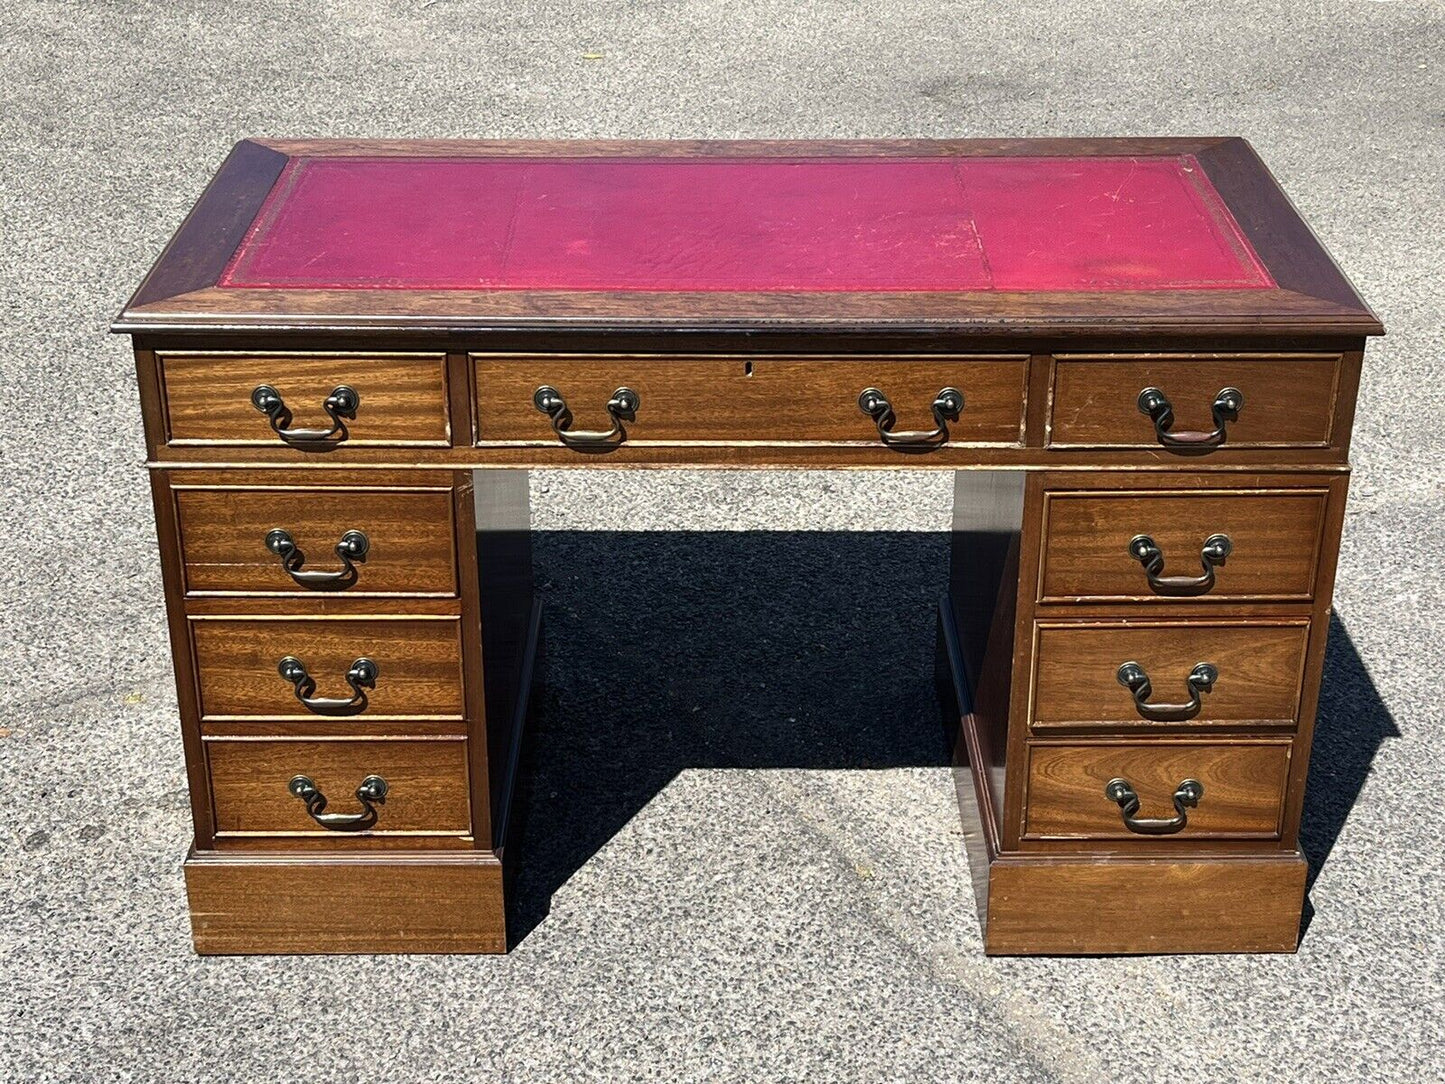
[148,469,216,846]
[948,471,1025,840]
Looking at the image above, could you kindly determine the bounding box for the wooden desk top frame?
[116,137,1381,343]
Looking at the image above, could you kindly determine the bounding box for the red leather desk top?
[218,154,1273,294]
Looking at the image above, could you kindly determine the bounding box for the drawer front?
[191,617,465,719]
[1038,489,1327,603]
[1031,620,1309,730]
[474,355,1028,445]
[207,738,472,836]
[160,353,450,446]
[1024,740,1291,840]
[1047,354,1341,449]
[174,484,458,597]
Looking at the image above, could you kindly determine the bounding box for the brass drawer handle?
[251,384,359,448]
[277,656,378,716]
[1136,386,1242,449]
[858,387,963,449]
[1128,533,1232,596]
[288,774,388,831]
[1116,660,1217,722]
[533,385,639,449]
[1105,778,1203,835]
[264,528,369,589]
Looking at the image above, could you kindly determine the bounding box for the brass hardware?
[276,656,378,716]
[251,384,359,448]
[1105,777,1203,835]
[857,387,963,449]
[533,385,639,449]
[264,528,369,589]
[1128,533,1232,596]
[1116,660,1218,722]
[1136,386,1242,449]
[288,774,388,831]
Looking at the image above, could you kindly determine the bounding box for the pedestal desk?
[113,138,1381,955]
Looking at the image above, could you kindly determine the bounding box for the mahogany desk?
[113,138,1381,955]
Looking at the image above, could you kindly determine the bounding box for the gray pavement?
[2,1,1443,1081]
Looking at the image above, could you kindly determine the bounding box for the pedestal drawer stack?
[969,352,1354,954]
[144,351,510,953]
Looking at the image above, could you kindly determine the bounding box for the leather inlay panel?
[220,155,1272,293]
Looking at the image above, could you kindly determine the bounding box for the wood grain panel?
[160,352,449,445]
[174,484,457,596]
[128,140,290,308]
[138,433,1361,469]
[190,616,464,718]
[1031,619,1309,728]
[185,852,505,953]
[1048,354,1341,448]
[259,137,1240,157]
[128,286,1379,338]
[1023,740,1290,839]
[207,738,471,836]
[474,355,1028,445]
[984,852,1306,954]
[1038,488,1327,602]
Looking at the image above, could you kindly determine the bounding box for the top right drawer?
[1047,354,1344,451]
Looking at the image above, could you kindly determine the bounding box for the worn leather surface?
[220,154,1274,292]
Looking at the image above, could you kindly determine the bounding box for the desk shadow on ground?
[503,533,1398,948]
[506,530,953,945]
[1296,613,1399,934]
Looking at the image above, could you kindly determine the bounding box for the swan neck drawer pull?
[533,385,639,449]
[1116,660,1218,722]
[288,774,388,831]
[264,528,369,588]
[277,656,378,716]
[1105,778,1203,835]
[1128,533,1232,596]
[251,384,360,448]
[1136,386,1242,449]
[857,387,963,449]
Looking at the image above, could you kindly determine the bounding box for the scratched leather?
[221,155,1274,293]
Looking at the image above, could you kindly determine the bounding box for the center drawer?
[190,616,465,719]
[206,737,472,838]
[473,355,1029,446]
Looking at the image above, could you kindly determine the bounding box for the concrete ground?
[2,1,1442,1080]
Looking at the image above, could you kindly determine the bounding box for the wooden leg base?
[184,850,506,954]
[981,851,1306,955]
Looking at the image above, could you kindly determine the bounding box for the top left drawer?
[157,353,451,448]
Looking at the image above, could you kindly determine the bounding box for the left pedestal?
[148,458,537,954]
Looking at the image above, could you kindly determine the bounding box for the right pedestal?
[942,469,1347,954]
